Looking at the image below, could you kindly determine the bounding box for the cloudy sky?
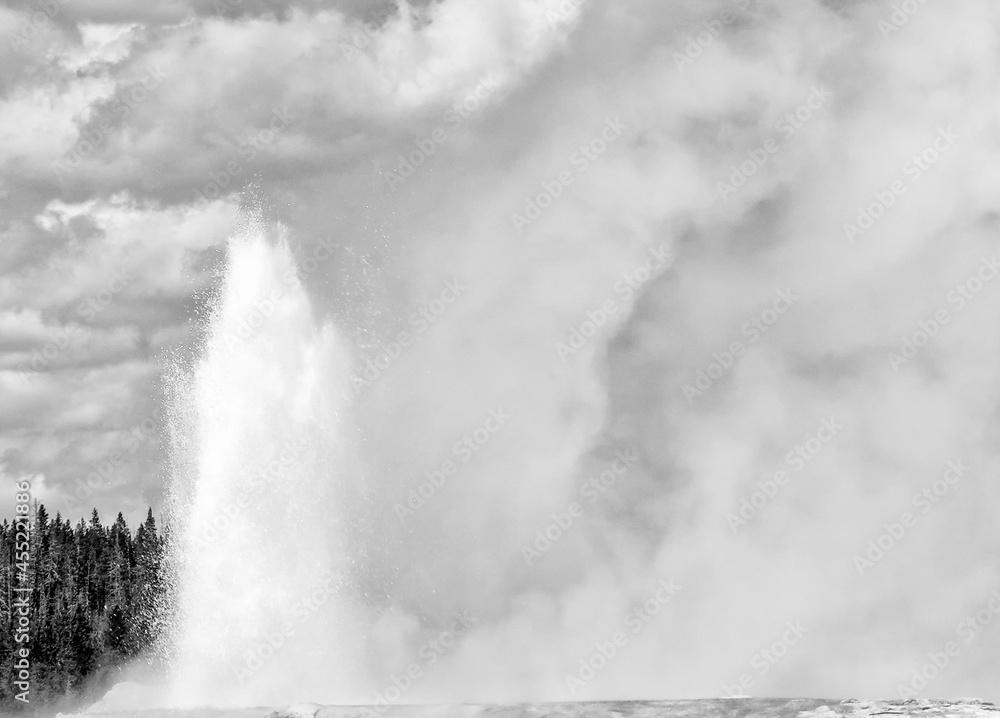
[4,0,1000,707]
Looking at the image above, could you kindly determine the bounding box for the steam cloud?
[311,0,1000,704]
[3,0,1000,707]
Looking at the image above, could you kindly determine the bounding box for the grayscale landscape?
[1,0,999,714]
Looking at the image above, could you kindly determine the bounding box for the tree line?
[0,504,169,713]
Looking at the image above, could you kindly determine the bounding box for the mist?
[251,0,1000,704]
[4,0,1000,708]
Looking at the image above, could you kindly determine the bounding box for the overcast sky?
[4,0,1000,705]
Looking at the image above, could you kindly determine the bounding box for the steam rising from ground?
[65,0,1000,708]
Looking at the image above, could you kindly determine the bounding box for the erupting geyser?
[163,222,369,707]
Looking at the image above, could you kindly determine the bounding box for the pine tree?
[130,508,164,657]
[0,504,169,712]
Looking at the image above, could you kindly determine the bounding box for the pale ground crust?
[64,697,1000,718]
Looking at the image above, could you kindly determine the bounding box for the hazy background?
[3,0,1000,703]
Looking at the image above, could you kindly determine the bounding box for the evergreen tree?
[0,505,169,712]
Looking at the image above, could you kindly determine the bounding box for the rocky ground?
[63,698,1000,718]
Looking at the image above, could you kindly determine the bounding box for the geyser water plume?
[164,220,368,707]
